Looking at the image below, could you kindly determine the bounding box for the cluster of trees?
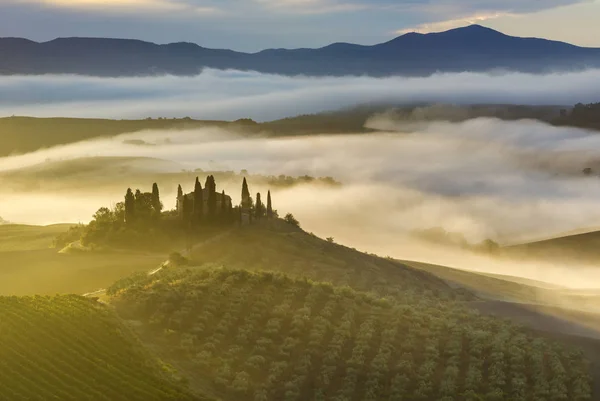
[53,176,280,250]
[410,227,500,254]
[111,267,593,401]
[241,177,275,223]
[176,175,235,227]
[556,102,600,130]
[124,183,163,224]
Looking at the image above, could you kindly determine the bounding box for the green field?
[110,266,592,401]
[0,224,165,295]
[0,295,201,401]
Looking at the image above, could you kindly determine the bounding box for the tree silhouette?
[255,192,263,219]
[206,175,217,220]
[177,184,183,213]
[193,177,203,225]
[267,190,273,219]
[241,177,251,209]
[124,188,135,224]
[182,194,192,224]
[221,190,227,218]
[151,183,162,215]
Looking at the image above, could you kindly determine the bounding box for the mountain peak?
[381,24,507,46]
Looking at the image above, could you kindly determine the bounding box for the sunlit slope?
[110,267,593,401]
[0,224,73,251]
[0,224,165,295]
[0,295,202,401]
[189,220,470,302]
[505,230,600,263]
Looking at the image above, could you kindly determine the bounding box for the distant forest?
[555,102,600,130]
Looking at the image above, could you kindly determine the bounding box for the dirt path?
[83,229,233,297]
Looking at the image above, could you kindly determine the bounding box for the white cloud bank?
[2,69,600,121]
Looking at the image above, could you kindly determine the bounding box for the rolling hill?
[0,224,167,296]
[1,217,599,399]
[186,219,472,303]
[109,266,592,401]
[2,25,600,77]
[0,294,201,400]
[503,229,600,263]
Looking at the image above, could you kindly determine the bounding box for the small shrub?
[168,252,189,266]
[284,213,300,227]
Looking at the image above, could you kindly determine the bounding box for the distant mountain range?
[2,25,600,77]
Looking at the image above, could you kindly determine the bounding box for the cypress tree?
[176,184,183,213]
[193,177,203,224]
[221,190,227,216]
[182,194,192,223]
[266,190,273,218]
[207,175,217,219]
[151,183,162,215]
[255,192,263,219]
[124,188,135,224]
[241,177,250,209]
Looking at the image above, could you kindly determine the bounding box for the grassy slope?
[109,267,592,401]
[0,224,166,295]
[504,230,600,263]
[0,224,73,251]
[188,219,469,302]
[0,294,201,401]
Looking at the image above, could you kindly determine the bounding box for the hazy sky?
[0,0,599,51]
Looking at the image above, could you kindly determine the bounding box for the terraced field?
[111,267,592,401]
[0,295,202,401]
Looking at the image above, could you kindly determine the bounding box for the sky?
[0,0,599,51]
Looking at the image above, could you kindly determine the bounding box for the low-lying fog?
[2,68,600,121]
[3,112,600,289]
[3,68,600,290]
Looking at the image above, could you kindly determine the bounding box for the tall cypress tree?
[193,177,203,224]
[207,175,217,219]
[151,183,162,215]
[241,177,250,209]
[255,192,263,219]
[267,190,273,219]
[182,194,192,223]
[124,188,135,224]
[176,184,183,213]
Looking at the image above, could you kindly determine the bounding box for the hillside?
[0,117,253,157]
[2,25,600,77]
[0,294,201,400]
[0,224,167,296]
[504,230,600,263]
[109,266,593,401]
[0,103,591,158]
[188,219,471,302]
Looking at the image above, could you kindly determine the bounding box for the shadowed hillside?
[0,295,202,400]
